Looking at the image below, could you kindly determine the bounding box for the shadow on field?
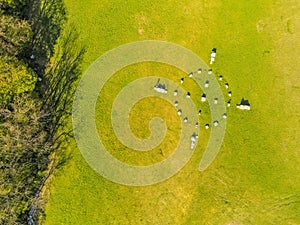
[21,0,66,75]
[29,23,86,225]
[34,28,86,200]
[10,1,86,223]
[20,0,86,166]
[240,98,250,105]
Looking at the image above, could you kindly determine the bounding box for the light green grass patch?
[43,0,300,224]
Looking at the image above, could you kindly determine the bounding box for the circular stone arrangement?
[72,40,227,186]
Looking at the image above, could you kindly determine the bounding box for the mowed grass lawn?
[43,0,300,224]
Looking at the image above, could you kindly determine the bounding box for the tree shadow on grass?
[27,26,86,225]
[21,0,66,75]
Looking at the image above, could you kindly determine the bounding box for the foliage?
[0,0,25,9]
[28,0,66,74]
[0,0,32,17]
[0,0,84,224]
[0,95,51,224]
[0,12,32,56]
[0,55,36,105]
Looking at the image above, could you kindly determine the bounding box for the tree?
[0,1,84,224]
[0,0,32,17]
[0,12,32,56]
[0,55,36,105]
[0,94,51,224]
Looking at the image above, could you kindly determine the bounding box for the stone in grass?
[211,48,217,57]
[228,91,232,97]
[184,117,188,123]
[198,68,202,74]
[174,101,179,107]
[191,140,196,150]
[180,78,184,84]
[198,110,202,115]
[236,98,251,110]
[227,101,231,107]
[213,121,219,126]
[208,69,212,75]
[174,90,178,96]
[219,75,223,81]
[191,133,197,141]
[189,72,193,78]
[178,109,182,116]
[191,132,198,149]
[223,113,227,119]
[201,94,207,102]
[154,80,168,94]
[205,80,209,88]
[236,104,251,110]
[205,124,210,129]
[186,92,191,98]
[214,98,218,104]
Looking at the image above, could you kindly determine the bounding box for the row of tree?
[0,0,85,224]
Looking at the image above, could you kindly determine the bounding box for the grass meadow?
[43,0,300,224]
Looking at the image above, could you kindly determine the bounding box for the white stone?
[191,140,196,149]
[154,86,167,94]
[237,105,250,110]
[205,80,209,88]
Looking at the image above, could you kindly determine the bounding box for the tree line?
[0,0,85,224]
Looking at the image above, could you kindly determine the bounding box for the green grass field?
[43,0,300,224]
